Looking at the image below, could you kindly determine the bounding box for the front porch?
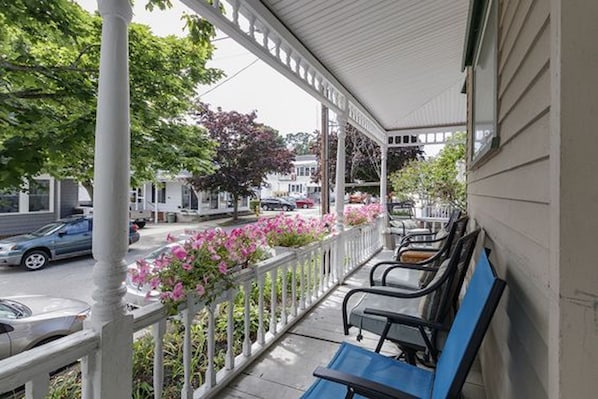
[214,249,487,399]
[0,222,489,398]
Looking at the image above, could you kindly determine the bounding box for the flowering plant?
[130,226,270,312]
[255,213,335,248]
[344,203,383,226]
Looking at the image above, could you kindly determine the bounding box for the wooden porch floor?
[214,250,487,399]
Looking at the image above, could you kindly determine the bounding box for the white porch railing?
[0,219,383,398]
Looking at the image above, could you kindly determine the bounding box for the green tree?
[390,132,466,209]
[284,131,316,155]
[0,0,223,196]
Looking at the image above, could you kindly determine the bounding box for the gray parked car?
[0,295,90,360]
[0,216,141,271]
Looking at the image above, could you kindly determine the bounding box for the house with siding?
[134,173,251,221]
[261,154,321,200]
[0,177,79,237]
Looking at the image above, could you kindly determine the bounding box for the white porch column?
[334,111,347,281]
[379,144,389,248]
[334,112,347,232]
[84,1,133,398]
[379,144,388,219]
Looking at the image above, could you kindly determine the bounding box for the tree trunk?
[232,194,239,221]
[82,180,94,201]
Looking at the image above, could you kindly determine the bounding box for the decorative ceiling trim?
[182,0,387,144]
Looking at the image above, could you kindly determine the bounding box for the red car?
[294,197,315,209]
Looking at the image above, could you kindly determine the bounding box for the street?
[0,208,322,305]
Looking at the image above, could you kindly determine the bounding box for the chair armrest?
[369,259,438,285]
[313,367,419,399]
[363,308,447,331]
[342,284,441,335]
[400,230,435,243]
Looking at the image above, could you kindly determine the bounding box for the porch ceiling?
[262,0,469,132]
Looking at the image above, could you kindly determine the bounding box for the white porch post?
[379,144,389,248]
[83,1,133,398]
[334,110,347,281]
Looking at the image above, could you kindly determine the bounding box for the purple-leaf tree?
[188,103,295,220]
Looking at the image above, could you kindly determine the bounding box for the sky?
[77,0,320,136]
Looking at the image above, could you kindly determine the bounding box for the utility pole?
[320,104,329,216]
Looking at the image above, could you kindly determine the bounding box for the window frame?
[470,0,499,165]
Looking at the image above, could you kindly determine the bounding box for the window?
[181,185,198,209]
[0,190,19,213]
[64,219,90,235]
[471,0,498,162]
[28,180,50,212]
[289,184,303,193]
[151,184,166,204]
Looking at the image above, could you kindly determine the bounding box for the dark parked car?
[0,216,140,271]
[0,295,90,360]
[259,197,296,211]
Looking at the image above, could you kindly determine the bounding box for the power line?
[198,57,260,97]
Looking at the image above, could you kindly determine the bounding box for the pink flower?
[218,261,228,274]
[182,262,192,271]
[166,233,176,242]
[196,283,205,296]
[171,245,187,260]
[171,282,185,301]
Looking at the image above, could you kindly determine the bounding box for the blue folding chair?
[301,249,506,399]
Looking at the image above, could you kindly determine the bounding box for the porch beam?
[181,0,386,145]
[387,124,466,148]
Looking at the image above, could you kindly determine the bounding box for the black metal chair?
[369,216,468,290]
[394,209,461,255]
[343,230,480,365]
[302,248,505,399]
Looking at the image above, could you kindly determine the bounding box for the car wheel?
[302,204,308,209]
[282,205,290,211]
[262,205,269,211]
[21,250,49,271]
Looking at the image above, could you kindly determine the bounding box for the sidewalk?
[138,213,264,238]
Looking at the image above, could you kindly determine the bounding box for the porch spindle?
[299,254,306,310]
[281,265,288,325]
[269,269,278,335]
[249,15,256,39]
[182,306,193,399]
[232,0,240,26]
[225,290,236,370]
[242,280,252,357]
[257,273,265,345]
[291,260,298,317]
[206,304,216,388]
[86,1,134,397]
[152,319,166,399]
[305,251,312,306]
[25,374,49,399]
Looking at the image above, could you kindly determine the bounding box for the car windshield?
[31,222,65,236]
[0,299,32,318]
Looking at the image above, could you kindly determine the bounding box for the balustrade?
[0,220,383,398]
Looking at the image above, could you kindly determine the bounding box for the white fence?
[0,218,383,398]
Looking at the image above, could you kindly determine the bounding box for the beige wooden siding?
[468,0,550,398]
